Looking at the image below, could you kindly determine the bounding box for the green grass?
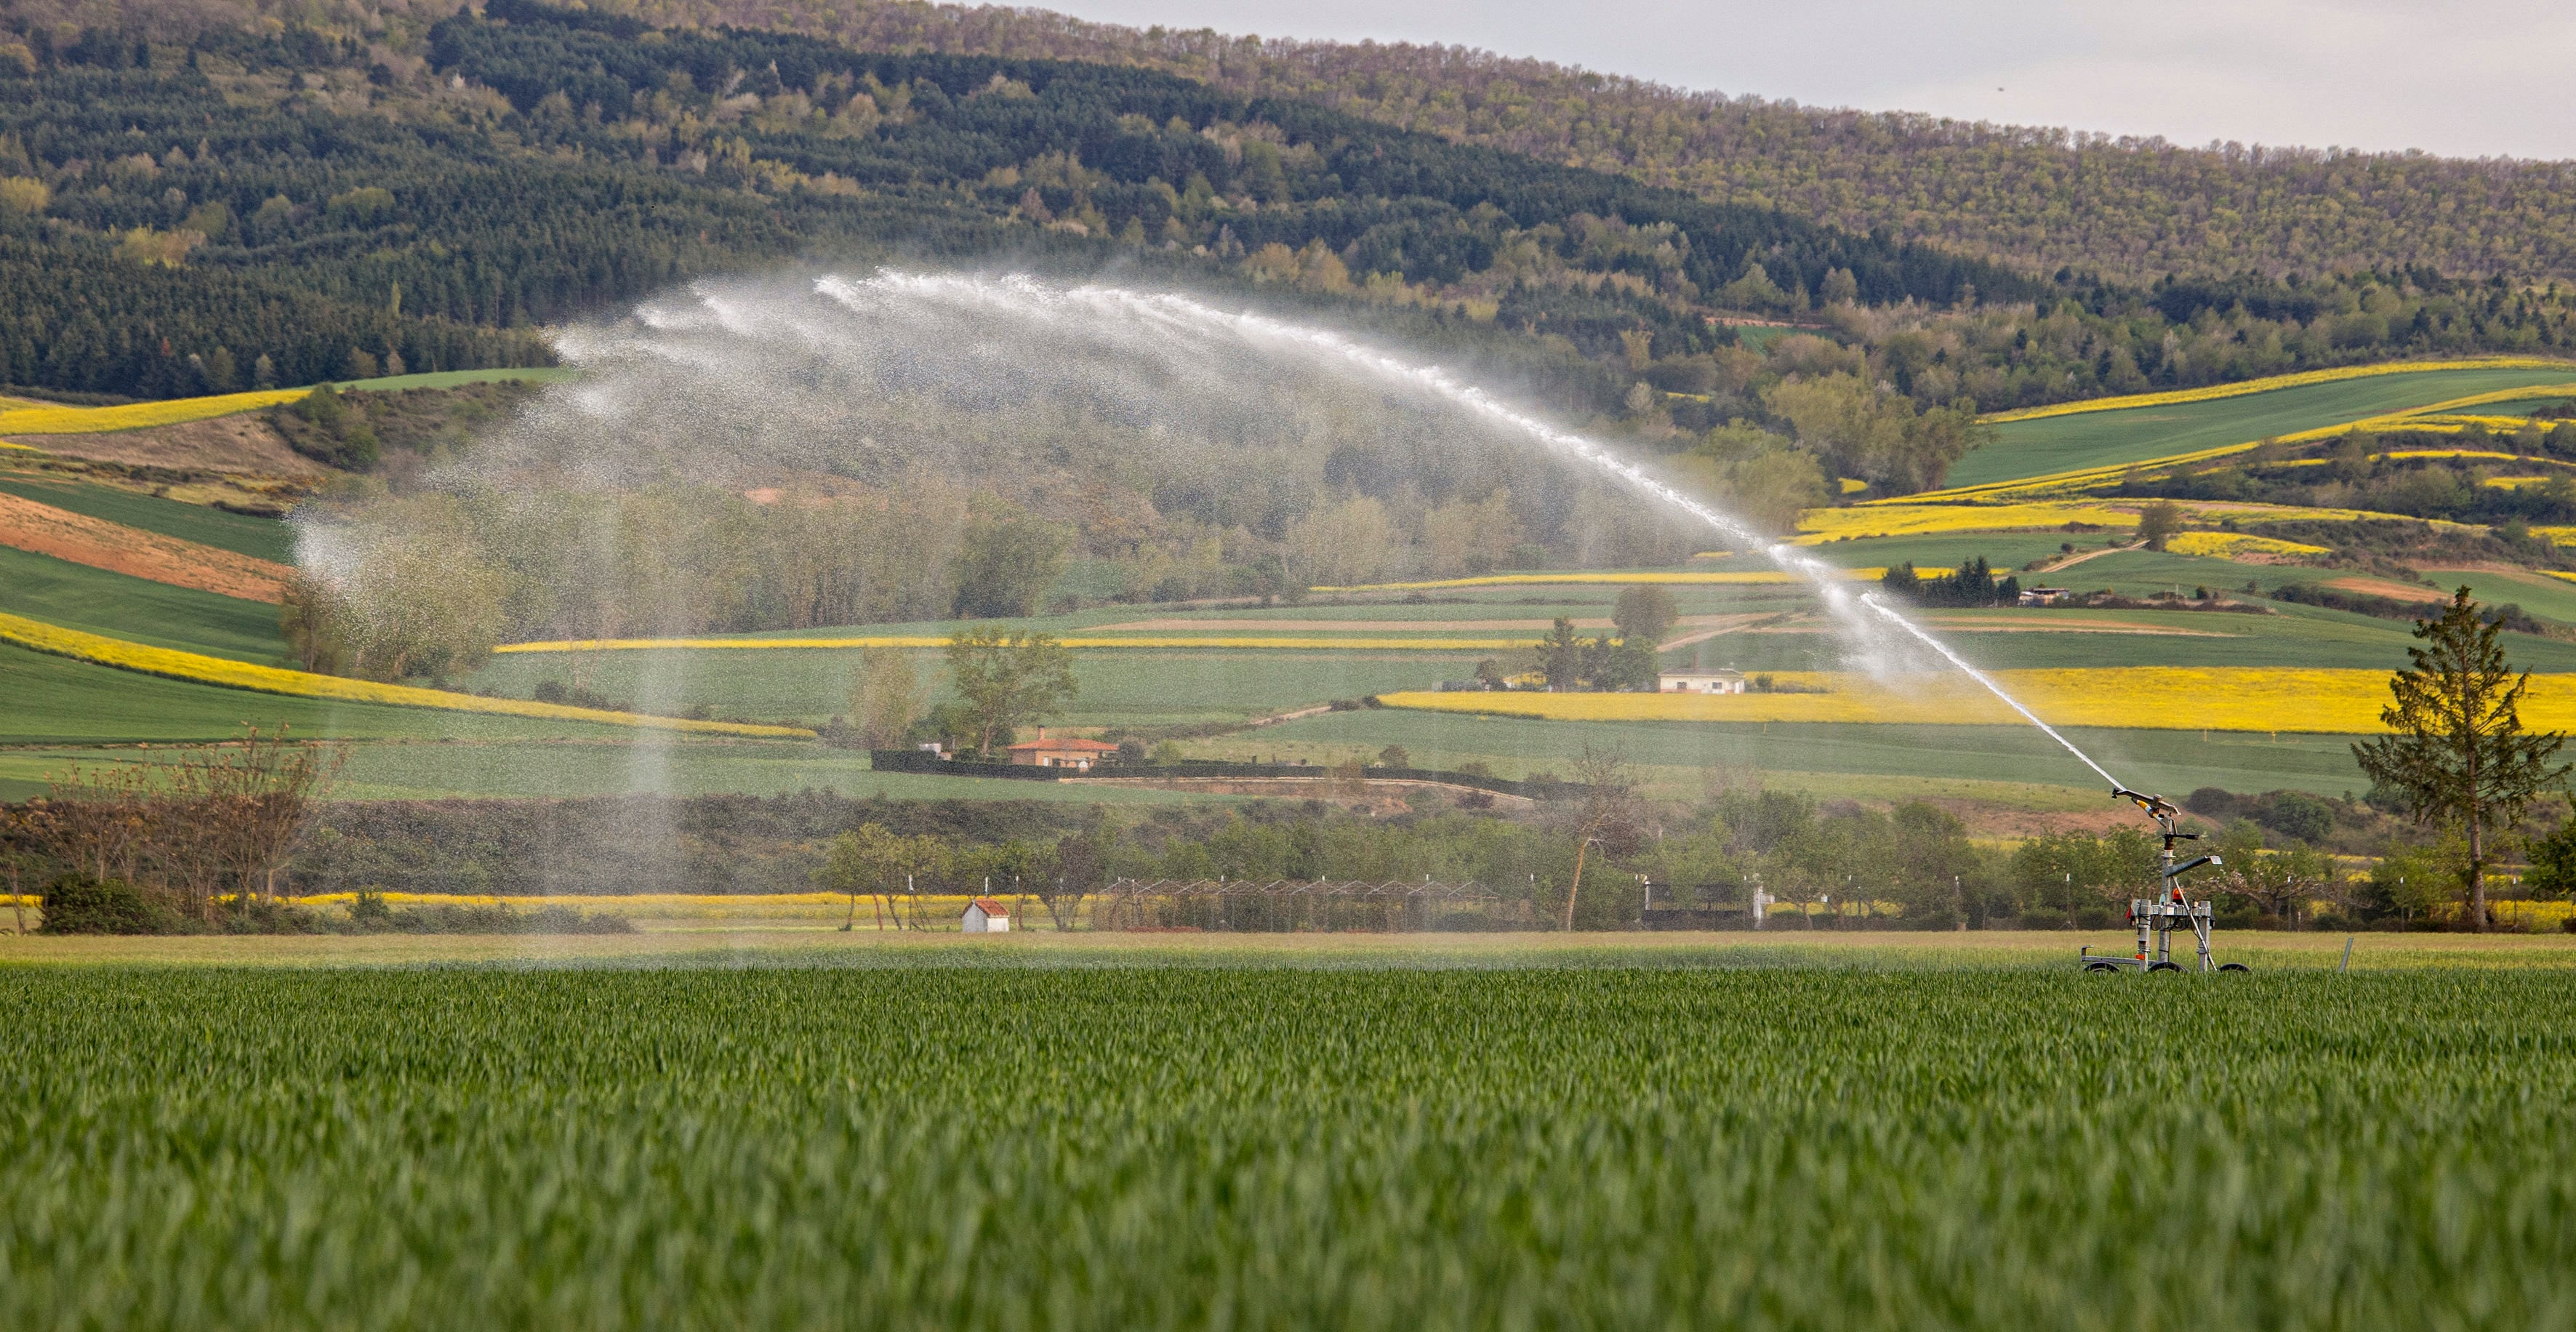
[0,470,294,561]
[1243,708,2370,796]
[0,546,289,662]
[3,963,2570,1328]
[1951,365,2576,488]
[2417,566,2576,624]
[326,366,578,393]
[0,643,646,759]
[0,737,1219,803]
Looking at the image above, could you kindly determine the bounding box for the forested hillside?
[0,0,2029,405]
[4,0,2572,425]
[593,0,2576,284]
[56,0,2572,284]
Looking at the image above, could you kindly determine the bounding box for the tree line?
[515,0,2576,284]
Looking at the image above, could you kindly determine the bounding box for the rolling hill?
[6,1,2576,834]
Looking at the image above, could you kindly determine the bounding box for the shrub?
[39,876,185,934]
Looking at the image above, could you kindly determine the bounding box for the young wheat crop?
[1,964,2571,1329]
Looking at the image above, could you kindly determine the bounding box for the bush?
[340,900,635,934]
[39,876,186,934]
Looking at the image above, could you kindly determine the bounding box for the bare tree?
[2212,842,2335,928]
[0,807,31,934]
[1034,830,1110,930]
[1558,747,1642,931]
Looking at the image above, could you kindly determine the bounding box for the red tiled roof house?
[1004,727,1120,771]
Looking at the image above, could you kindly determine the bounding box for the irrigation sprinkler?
[2079,789,2252,975]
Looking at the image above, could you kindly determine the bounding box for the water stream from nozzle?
[857,273,2135,793]
[1857,593,2125,790]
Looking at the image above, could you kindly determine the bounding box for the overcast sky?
[1048,0,2575,161]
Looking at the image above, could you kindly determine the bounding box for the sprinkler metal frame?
[2080,789,2251,975]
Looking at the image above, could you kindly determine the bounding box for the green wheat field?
[4,956,2572,1329]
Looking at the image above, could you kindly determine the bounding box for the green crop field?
[0,734,1220,803]
[2418,566,2576,622]
[468,646,1503,729]
[0,470,295,562]
[1227,708,2371,797]
[0,644,647,760]
[3,961,2569,1329]
[0,547,288,662]
[1949,364,2576,488]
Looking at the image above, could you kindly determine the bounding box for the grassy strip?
[1308,568,1935,593]
[1379,665,2576,731]
[326,368,577,393]
[0,609,813,738]
[1979,357,2576,424]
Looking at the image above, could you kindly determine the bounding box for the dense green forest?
[75,0,2554,285]
[596,0,2576,285]
[3,1,2572,414]
[31,0,2576,285]
[0,0,2028,402]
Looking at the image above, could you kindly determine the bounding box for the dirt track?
[0,491,294,602]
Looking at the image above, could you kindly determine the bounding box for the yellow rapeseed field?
[2162,532,2332,558]
[1978,358,2576,425]
[1795,502,2135,542]
[0,388,312,436]
[2380,449,2532,462]
[1381,667,2576,734]
[0,610,812,737]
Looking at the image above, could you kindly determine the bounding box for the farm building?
[962,899,1012,933]
[1658,668,1748,694]
[1004,728,1120,770]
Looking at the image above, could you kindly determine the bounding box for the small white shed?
[962,898,1012,933]
[1659,669,1749,694]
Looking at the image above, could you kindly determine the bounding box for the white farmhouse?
[1658,668,1749,694]
[961,898,1013,933]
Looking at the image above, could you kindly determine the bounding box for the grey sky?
[1048,0,2576,161]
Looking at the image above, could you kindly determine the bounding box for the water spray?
[1853,594,2125,790]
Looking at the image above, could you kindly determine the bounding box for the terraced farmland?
[1948,362,2576,489]
[4,962,2571,1329]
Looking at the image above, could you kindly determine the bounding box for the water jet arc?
[843,271,2129,793]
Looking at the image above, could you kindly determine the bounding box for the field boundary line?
[0,610,813,738]
[1977,357,2576,425]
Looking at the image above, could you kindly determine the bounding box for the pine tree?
[2353,588,2569,930]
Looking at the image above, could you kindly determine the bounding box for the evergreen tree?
[2353,588,2570,930]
